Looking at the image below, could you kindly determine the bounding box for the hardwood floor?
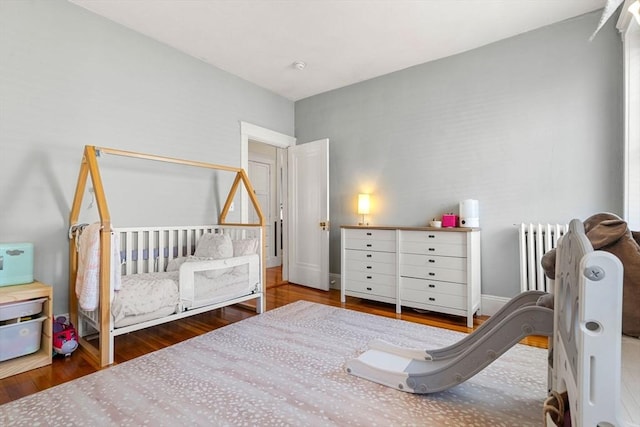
[0,267,548,405]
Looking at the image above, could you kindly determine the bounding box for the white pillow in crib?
[233,238,259,256]
[166,256,187,272]
[194,233,233,259]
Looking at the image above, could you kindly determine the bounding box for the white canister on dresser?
[459,199,479,228]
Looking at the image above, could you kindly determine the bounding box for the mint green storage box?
[0,243,34,287]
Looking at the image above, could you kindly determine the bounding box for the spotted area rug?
[1,301,548,426]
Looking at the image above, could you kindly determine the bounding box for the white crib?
[74,224,263,366]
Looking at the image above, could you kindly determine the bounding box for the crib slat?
[158,229,165,272]
[168,230,176,260]
[148,230,160,272]
[125,231,133,275]
[144,231,149,273]
[187,231,193,258]
[136,232,144,274]
[178,230,185,258]
[195,227,205,253]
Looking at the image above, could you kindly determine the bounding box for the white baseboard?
[480,295,510,316]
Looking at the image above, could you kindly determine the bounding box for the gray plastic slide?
[363,290,548,362]
[345,293,553,394]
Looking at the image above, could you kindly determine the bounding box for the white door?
[287,139,329,290]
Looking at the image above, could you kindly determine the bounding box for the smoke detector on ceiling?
[292,61,306,70]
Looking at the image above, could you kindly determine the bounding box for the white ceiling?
[69,0,606,101]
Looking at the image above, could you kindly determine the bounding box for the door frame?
[248,153,279,268]
[240,121,296,279]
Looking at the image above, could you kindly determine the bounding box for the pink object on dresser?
[441,214,458,228]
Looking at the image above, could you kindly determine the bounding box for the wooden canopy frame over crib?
[69,145,265,367]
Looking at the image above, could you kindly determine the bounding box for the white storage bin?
[0,315,46,362]
[0,297,46,322]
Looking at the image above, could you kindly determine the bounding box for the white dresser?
[341,226,481,327]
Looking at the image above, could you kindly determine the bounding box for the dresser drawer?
[345,238,396,252]
[401,289,466,310]
[345,249,395,264]
[401,277,467,297]
[346,260,395,275]
[400,265,466,283]
[344,229,395,241]
[399,241,466,257]
[400,253,466,271]
[345,280,395,299]
[345,271,395,287]
[401,230,466,245]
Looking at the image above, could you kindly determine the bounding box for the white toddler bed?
[546,219,637,427]
[73,224,263,365]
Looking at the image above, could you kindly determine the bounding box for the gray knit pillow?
[194,233,233,259]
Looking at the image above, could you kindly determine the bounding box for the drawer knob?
[428,259,435,263]
[366,244,372,247]
[428,284,435,288]
[366,254,372,258]
[366,266,372,269]
[366,287,372,291]
[366,276,372,279]
[366,232,372,236]
[429,297,436,302]
[428,272,435,276]
[428,235,435,238]
[428,248,435,252]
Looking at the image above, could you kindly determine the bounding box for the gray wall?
[295,11,623,299]
[0,0,294,314]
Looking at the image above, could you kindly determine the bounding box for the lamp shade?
[630,0,640,24]
[357,194,371,215]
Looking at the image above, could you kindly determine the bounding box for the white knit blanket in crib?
[75,222,121,311]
